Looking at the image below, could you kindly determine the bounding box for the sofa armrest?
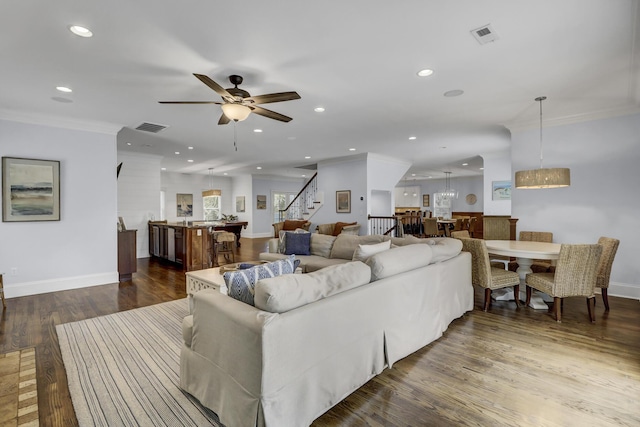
[182,315,194,348]
[341,224,361,235]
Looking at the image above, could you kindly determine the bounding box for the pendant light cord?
[536,96,546,169]
[233,121,238,151]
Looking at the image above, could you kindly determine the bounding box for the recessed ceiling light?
[223,172,228,175]
[188,146,193,150]
[349,148,356,151]
[479,167,484,170]
[161,167,166,171]
[417,69,434,77]
[126,142,132,146]
[462,163,468,166]
[301,174,306,178]
[56,86,72,93]
[314,107,325,113]
[69,25,93,38]
[256,166,262,170]
[175,151,180,155]
[411,174,416,176]
[408,136,417,140]
[254,129,262,133]
[444,89,464,97]
[187,159,194,163]
[304,156,311,159]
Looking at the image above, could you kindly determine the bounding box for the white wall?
[0,119,118,297]
[251,175,306,237]
[482,150,512,215]
[511,113,640,298]
[117,152,162,258]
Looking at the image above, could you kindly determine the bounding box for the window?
[203,190,222,221]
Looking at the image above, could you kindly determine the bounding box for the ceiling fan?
[159,74,301,125]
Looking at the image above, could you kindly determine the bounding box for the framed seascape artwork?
[422,194,430,207]
[336,190,351,213]
[236,196,245,212]
[492,181,512,200]
[177,193,193,217]
[2,157,60,222]
[256,195,267,210]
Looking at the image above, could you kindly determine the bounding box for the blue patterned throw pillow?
[224,255,296,305]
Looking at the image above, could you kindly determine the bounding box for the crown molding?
[503,105,640,132]
[0,109,123,135]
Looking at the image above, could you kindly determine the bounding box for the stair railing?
[368,215,402,237]
[279,172,318,221]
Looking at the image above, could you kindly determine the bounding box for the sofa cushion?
[224,255,296,305]
[332,221,357,236]
[310,233,336,258]
[425,237,463,263]
[283,220,308,231]
[329,234,386,260]
[390,235,424,246]
[366,244,434,281]
[254,261,372,313]
[284,231,311,255]
[352,240,391,262]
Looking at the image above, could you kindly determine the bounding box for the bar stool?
[210,231,236,267]
[0,272,6,310]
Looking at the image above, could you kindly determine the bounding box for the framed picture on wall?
[492,181,512,200]
[236,196,245,212]
[336,190,351,213]
[422,194,430,207]
[2,157,60,222]
[256,195,267,210]
[177,193,193,216]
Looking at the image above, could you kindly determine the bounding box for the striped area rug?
[56,299,222,427]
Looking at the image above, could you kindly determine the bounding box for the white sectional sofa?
[180,237,473,427]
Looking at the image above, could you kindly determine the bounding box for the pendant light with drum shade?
[515,96,570,189]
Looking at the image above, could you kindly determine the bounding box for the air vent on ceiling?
[470,24,499,45]
[135,122,168,133]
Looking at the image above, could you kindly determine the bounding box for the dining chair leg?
[483,288,492,311]
[601,289,610,311]
[525,286,532,306]
[587,297,596,323]
[553,297,562,322]
[513,285,521,307]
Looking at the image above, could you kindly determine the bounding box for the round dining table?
[436,219,456,236]
[484,240,562,309]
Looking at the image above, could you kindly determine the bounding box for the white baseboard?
[5,272,119,298]
[245,232,273,239]
[609,282,640,300]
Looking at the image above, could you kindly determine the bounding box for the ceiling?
[2,1,639,180]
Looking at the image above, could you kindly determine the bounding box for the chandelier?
[441,171,458,199]
[515,96,571,189]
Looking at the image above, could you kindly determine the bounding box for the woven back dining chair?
[525,244,602,323]
[595,236,620,311]
[508,231,554,273]
[461,238,521,311]
[422,217,443,237]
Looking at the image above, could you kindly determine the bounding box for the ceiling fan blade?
[218,114,230,125]
[246,91,301,105]
[158,101,223,104]
[193,73,234,101]
[250,106,293,122]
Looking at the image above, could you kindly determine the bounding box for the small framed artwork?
[492,181,512,200]
[2,157,60,222]
[256,195,267,210]
[236,196,245,212]
[336,190,351,213]
[177,193,193,216]
[422,194,430,207]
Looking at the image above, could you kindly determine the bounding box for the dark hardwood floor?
[1,237,638,426]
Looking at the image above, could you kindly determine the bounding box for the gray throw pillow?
[284,231,311,255]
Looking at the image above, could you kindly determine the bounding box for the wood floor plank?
[0,237,638,426]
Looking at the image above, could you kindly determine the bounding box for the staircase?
[279,173,323,222]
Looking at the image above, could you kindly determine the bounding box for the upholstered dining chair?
[508,231,554,273]
[526,244,602,323]
[468,217,478,237]
[461,238,521,311]
[451,230,470,239]
[422,217,443,237]
[595,236,620,311]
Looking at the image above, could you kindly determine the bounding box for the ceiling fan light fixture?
[221,103,251,121]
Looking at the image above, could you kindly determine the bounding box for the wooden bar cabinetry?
[118,229,137,281]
